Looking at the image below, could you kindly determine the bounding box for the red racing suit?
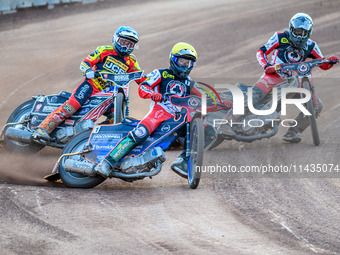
[38,45,144,133]
[138,68,201,133]
[254,30,333,96]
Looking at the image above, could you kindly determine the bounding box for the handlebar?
[94,70,144,86]
[274,58,338,77]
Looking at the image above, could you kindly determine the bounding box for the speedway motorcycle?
[206,58,338,149]
[0,71,143,154]
[45,94,205,189]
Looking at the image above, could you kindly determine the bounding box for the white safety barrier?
[0,0,100,14]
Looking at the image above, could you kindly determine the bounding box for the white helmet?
[288,13,313,48]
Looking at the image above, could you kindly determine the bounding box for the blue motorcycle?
[46,94,206,189]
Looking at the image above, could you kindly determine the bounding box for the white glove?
[85,70,95,79]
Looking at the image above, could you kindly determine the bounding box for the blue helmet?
[113,26,139,57]
[288,13,313,48]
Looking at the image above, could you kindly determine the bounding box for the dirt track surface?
[1,0,340,254]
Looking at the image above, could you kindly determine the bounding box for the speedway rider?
[220,13,339,143]
[255,13,338,143]
[33,26,144,143]
[95,42,201,179]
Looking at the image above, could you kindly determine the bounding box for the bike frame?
[82,95,203,164]
[84,114,187,164]
[1,71,143,150]
[112,84,129,124]
[275,58,328,108]
[100,71,143,124]
[47,95,206,187]
[206,59,336,146]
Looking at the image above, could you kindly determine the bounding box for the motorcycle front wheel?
[59,130,105,188]
[302,79,320,146]
[188,118,204,189]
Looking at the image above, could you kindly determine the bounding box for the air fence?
[0,0,102,14]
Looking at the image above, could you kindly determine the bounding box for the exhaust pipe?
[63,159,97,176]
[5,127,33,144]
[63,159,163,179]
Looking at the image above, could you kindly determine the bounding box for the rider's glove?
[151,93,162,102]
[85,69,95,79]
[264,66,276,75]
[326,56,339,64]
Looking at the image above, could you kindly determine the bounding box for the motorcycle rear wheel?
[188,118,204,189]
[4,99,45,154]
[59,130,105,188]
[302,80,320,146]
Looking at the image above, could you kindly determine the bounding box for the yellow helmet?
[169,42,197,78]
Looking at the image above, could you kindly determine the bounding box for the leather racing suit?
[255,30,333,99]
[138,68,202,134]
[253,30,335,138]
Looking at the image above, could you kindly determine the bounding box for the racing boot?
[33,102,78,144]
[282,97,323,144]
[171,152,188,178]
[94,136,136,177]
[94,124,150,178]
[282,127,302,143]
[32,127,51,144]
[94,158,117,178]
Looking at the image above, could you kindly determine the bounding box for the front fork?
[113,94,118,124]
[112,86,129,124]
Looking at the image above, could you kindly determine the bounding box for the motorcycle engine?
[56,119,95,144]
[235,110,280,136]
[56,126,74,144]
[120,147,166,174]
